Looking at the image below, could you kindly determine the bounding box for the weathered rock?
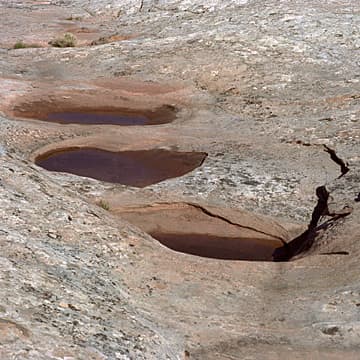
[0,0,359,359]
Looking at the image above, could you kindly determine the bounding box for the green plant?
[13,41,41,49]
[13,41,27,49]
[98,200,110,211]
[65,15,82,21]
[49,33,77,48]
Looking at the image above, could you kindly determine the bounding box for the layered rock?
[0,0,359,359]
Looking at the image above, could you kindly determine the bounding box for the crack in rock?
[323,144,350,178]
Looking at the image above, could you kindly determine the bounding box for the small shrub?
[13,41,27,49]
[90,34,129,46]
[49,33,77,48]
[13,41,42,49]
[98,200,110,211]
[65,15,82,21]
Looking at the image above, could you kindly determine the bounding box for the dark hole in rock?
[115,203,287,261]
[149,232,282,261]
[319,251,349,255]
[13,105,177,126]
[35,148,207,187]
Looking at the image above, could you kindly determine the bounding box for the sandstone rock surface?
[0,0,359,359]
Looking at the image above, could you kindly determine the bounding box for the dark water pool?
[46,111,151,125]
[150,232,282,261]
[36,147,207,187]
[14,104,177,126]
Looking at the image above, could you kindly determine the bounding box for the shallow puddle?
[14,105,177,126]
[35,148,207,187]
[115,203,287,261]
[46,111,150,125]
[150,232,282,261]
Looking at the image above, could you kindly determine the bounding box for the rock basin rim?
[0,0,359,359]
[11,104,178,125]
[35,146,208,187]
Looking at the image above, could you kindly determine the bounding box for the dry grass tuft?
[49,33,77,48]
[97,200,110,211]
[13,41,42,49]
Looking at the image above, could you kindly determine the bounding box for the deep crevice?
[273,185,352,261]
[323,144,350,178]
[319,251,349,255]
[273,143,354,261]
